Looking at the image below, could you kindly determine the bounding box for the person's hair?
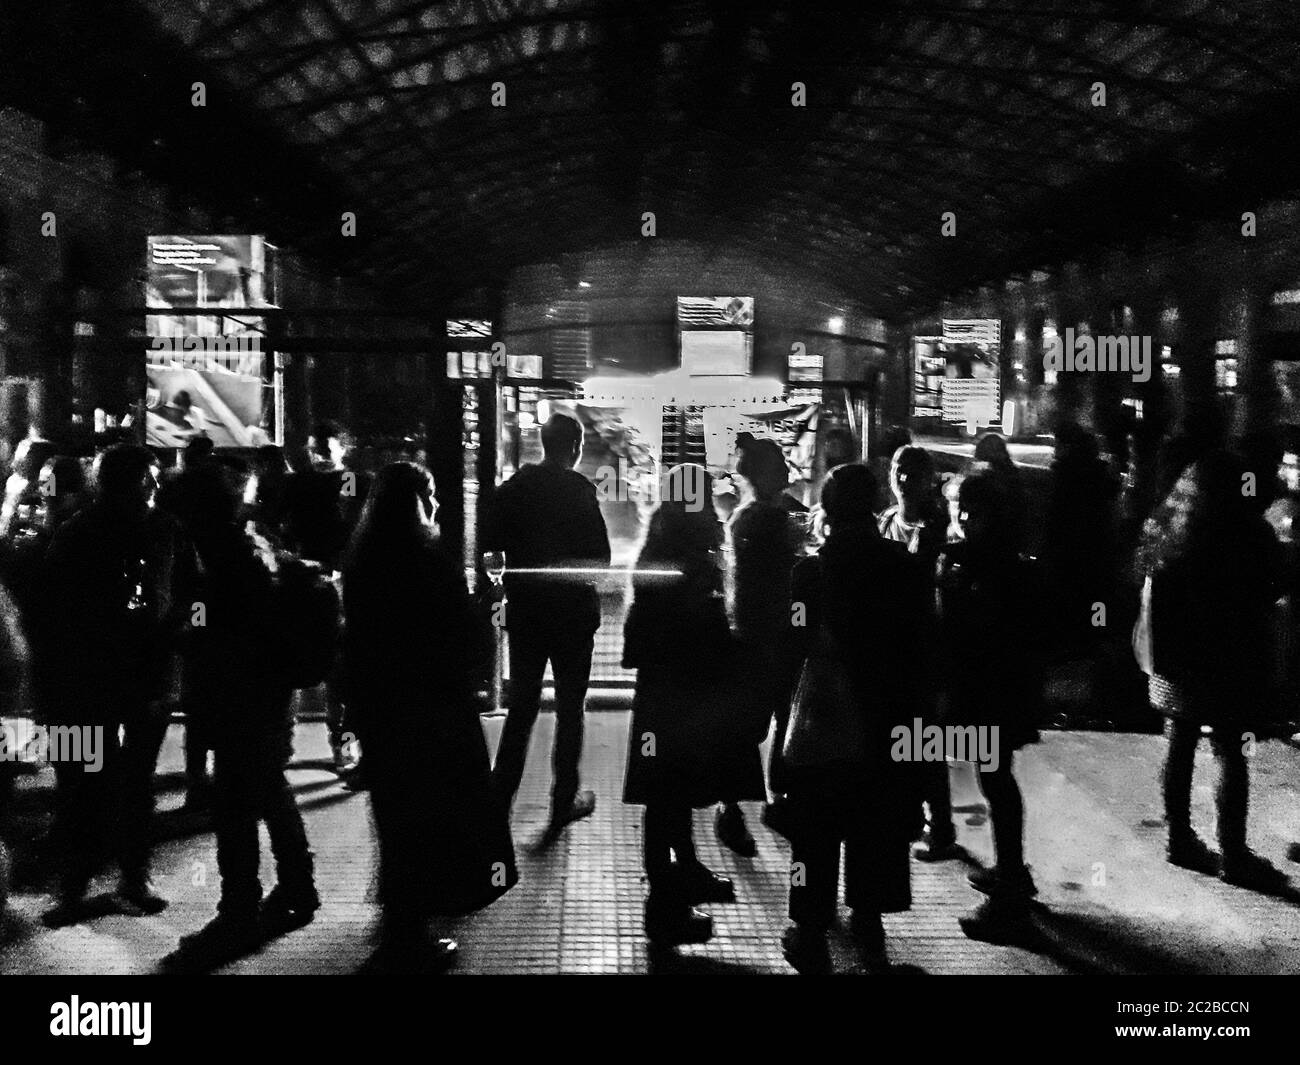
[880,425,913,458]
[183,462,242,531]
[13,440,58,483]
[43,456,87,500]
[185,436,215,463]
[639,464,720,571]
[735,436,787,498]
[174,390,193,410]
[255,445,288,473]
[954,463,1017,551]
[346,461,434,569]
[540,412,583,460]
[973,432,1013,470]
[309,421,341,457]
[95,444,158,500]
[819,463,877,532]
[1053,422,1099,468]
[891,444,934,485]
[1137,449,1251,575]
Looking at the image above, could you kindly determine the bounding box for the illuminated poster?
[939,319,1001,427]
[145,236,275,448]
[676,296,754,376]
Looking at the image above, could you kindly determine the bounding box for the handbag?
[781,576,866,769]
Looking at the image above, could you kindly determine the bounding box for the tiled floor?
[2,713,1299,974]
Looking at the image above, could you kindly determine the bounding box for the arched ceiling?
[5,1,1300,317]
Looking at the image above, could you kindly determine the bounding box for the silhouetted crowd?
[0,410,1297,973]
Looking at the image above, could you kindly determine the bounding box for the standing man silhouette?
[485,412,610,833]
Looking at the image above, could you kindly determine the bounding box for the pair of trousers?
[492,627,594,813]
[921,759,955,844]
[1163,718,1248,857]
[788,797,879,928]
[53,706,168,897]
[643,799,697,898]
[212,720,314,918]
[977,755,1025,873]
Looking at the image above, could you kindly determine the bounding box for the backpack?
[272,557,342,690]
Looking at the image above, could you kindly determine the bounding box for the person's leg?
[1162,717,1199,845]
[913,759,959,859]
[643,800,676,897]
[211,745,264,921]
[548,630,594,819]
[116,705,168,904]
[1160,716,1222,873]
[183,713,212,802]
[783,800,840,970]
[788,808,841,931]
[490,629,548,807]
[1211,731,1249,861]
[980,757,1026,878]
[48,756,105,911]
[256,716,317,913]
[643,798,712,944]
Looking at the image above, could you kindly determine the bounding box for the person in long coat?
[936,463,1046,941]
[1136,449,1288,894]
[780,463,925,973]
[623,464,764,947]
[343,461,517,972]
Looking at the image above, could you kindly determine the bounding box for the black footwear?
[913,836,964,862]
[171,912,264,965]
[715,804,758,858]
[338,762,369,792]
[260,885,321,934]
[365,936,459,974]
[115,880,169,916]
[968,864,1037,898]
[1288,842,1300,864]
[781,923,831,974]
[548,790,596,832]
[676,862,736,904]
[1167,834,1221,876]
[42,896,92,929]
[958,897,1035,945]
[848,909,885,953]
[1222,851,1290,894]
[645,898,713,946]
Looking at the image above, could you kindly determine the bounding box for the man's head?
[95,444,160,513]
[308,421,345,469]
[735,435,788,501]
[182,435,214,469]
[540,412,583,469]
[889,445,935,510]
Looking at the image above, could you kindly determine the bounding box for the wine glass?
[482,550,507,588]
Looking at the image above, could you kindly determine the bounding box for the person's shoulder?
[562,466,599,494]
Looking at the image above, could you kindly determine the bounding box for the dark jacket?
[936,541,1044,749]
[44,502,193,717]
[1147,516,1280,727]
[783,525,928,912]
[730,498,798,647]
[622,530,764,807]
[283,466,349,570]
[482,461,610,635]
[343,534,516,917]
[184,520,291,739]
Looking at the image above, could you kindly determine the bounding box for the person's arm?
[578,480,611,566]
[479,480,510,554]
